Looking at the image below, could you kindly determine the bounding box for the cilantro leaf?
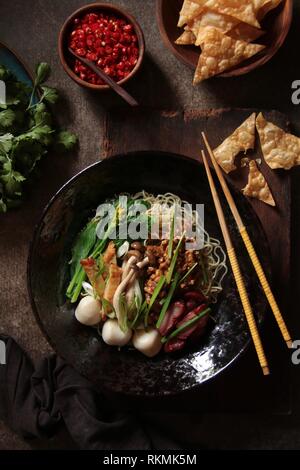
[33,103,52,126]
[13,139,46,174]
[0,133,13,154]
[54,130,78,152]
[0,109,16,128]
[0,197,7,212]
[35,63,51,86]
[1,160,25,196]
[17,124,54,146]
[40,86,59,104]
[6,81,31,106]
[0,65,12,81]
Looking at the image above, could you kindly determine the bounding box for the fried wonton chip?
[193,28,265,84]
[186,10,239,42]
[256,113,300,170]
[213,113,256,173]
[192,0,261,28]
[227,23,265,42]
[254,0,282,20]
[178,0,204,27]
[242,160,275,206]
[175,29,196,45]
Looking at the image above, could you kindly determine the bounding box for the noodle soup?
[66,192,227,357]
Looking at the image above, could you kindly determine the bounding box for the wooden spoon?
[68,47,139,107]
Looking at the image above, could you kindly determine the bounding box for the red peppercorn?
[117,61,125,70]
[112,31,120,41]
[123,24,133,32]
[76,29,85,39]
[123,33,131,43]
[91,22,99,32]
[130,57,137,66]
[68,10,139,84]
[82,24,92,34]
[86,52,97,62]
[96,46,105,57]
[75,48,86,57]
[86,34,94,46]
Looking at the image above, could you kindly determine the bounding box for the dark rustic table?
[0,0,300,450]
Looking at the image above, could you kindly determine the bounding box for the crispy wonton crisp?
[175,29,196,45]
[193,28,265,83]
[227,23,265,42]
[242,160,275,206]
[192,0,260,28]
[256,113,300,170]
[178,0,204,27]
[186,10,239,42]
[213,113,256,173]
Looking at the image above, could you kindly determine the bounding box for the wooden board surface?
[101,107,292,413]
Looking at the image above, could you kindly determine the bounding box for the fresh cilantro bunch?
[0,62,77,212]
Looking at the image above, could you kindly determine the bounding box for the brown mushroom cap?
[131,241,145,252]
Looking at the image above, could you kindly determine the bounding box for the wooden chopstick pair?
[201,132,292,375]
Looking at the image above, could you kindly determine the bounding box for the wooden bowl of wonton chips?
[156,0,293,82]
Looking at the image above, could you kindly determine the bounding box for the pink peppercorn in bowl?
[58,3,145,91]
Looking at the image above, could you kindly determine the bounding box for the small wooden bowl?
[58,3,145,91]
[156,0,293,78]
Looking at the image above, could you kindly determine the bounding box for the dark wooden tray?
[101,107,292,413]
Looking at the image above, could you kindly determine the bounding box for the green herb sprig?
[0,62,77,212]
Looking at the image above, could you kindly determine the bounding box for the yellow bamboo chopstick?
[201,150,269,375]
[201,132,292,349]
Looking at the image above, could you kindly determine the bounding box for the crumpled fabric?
[0,335,152,450]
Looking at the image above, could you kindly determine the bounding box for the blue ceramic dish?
[0,41,34,87]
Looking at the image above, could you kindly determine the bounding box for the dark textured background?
[0,0,300,450]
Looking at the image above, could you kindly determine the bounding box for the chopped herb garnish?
[166,232,185,284]
[179,262,197,285]
[144,275,166,327]
[130,298,147,329]
[156,272,180,328]
[167,210,175,259]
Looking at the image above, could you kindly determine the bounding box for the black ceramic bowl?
[28,151,269,397]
